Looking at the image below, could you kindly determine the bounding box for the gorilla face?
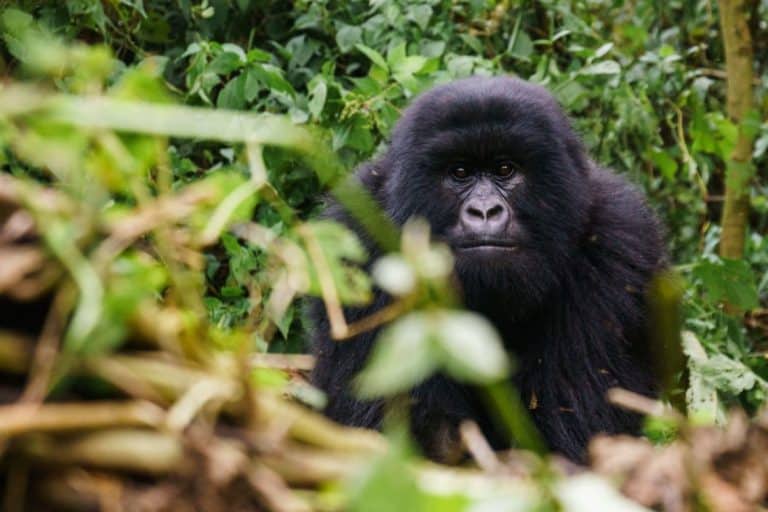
[378,76,593,315]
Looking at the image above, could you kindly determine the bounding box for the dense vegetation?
[0,1,766,510]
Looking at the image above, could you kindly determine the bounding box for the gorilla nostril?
[487,204,504,219]
[466,205,485,219]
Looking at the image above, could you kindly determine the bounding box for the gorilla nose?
[461,198,509,234]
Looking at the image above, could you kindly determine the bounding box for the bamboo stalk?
[257,393,386,454]
[247,463,312,512]
[20,429,183,475]
[261,447,366,485]
[0,401,165,436]
[250,353,315,371]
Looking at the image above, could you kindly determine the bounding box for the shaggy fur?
[310,76,666,460]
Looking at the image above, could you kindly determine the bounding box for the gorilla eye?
[496,161,518,178]
[450,166,470,180]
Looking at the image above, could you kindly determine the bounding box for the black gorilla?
[310,76,666,460]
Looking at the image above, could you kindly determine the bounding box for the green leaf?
[693,258,759,310]
[392,55,427,78]
[420,40,445,58]
[217,73,246,109]
[580,60,621,75]
[459,34,483,54]
[406,4,432,30]
[186,171,259,234]
[251,368,290,389]
[90,251,168,353]
[648,147,678,181]
[336,25,362,53]
[356,44,389,71]
[554,80,588,110]
[207,51,243,76]
[355,313,437,399]
[180,42,201,59]
[348,429,427,512]
[344,114,375,152]
[372,255,416,296]
[386,42,407,69]
[245,64,295,98]
[695,354,768,396]
[44,220,104,353]
[434,310,512,383]
[303,220,371,305]
[446,55,476,78]
[593,42,614,58]
[682,331,723,424]
[221,43,247,64]
[308,79,327,120]
[246,48,272,63]
[507,31,533,59]
[308,220,367,263]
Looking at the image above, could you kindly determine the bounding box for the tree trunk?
[717,0,757,260]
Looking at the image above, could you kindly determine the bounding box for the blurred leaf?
[308,79,327,120]
[693,258,759,311]
[356,312,436,399]
[555,80,588,109]
[217,73,246,109]
[508,31,534,59]
[580,60,621,75]
[303,220,371,305]
[356,44,389,71]
[336,25,362,53]
[348,428,426,512]
[648,147,678,181]
[186,171,259,236]
[695,354,768,397]
[207,50,243,76]
[406,5,432,30]
[435,311,512,383]
[372,254,416,296]
[357,309,511,399]
[556,475,650,512]
[246,63,295,97]
[42,220,104,353]
[682,331,723,424]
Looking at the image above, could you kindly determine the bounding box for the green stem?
[482,381,547,455]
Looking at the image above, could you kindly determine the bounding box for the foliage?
[0,0,767,509]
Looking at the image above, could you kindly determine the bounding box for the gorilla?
[310,76,666,461]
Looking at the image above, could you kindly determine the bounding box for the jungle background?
[0,0,766,510]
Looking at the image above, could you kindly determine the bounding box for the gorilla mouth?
[454,239,518,251]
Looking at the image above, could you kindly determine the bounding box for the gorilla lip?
[454,240,518,250]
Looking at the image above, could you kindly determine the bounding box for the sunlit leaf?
[356,313,436,399]
[580,60,621,75]
[356,44,389,71]
[434,310,512,383]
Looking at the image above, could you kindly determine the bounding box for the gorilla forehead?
[390,76,570,162]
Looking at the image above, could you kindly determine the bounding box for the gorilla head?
[377,76,592,316]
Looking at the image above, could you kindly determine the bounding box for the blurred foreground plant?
[0,24,649,510]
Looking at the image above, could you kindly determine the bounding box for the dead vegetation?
[3,172,768,512]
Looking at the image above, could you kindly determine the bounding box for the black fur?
[310,76,666,460]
